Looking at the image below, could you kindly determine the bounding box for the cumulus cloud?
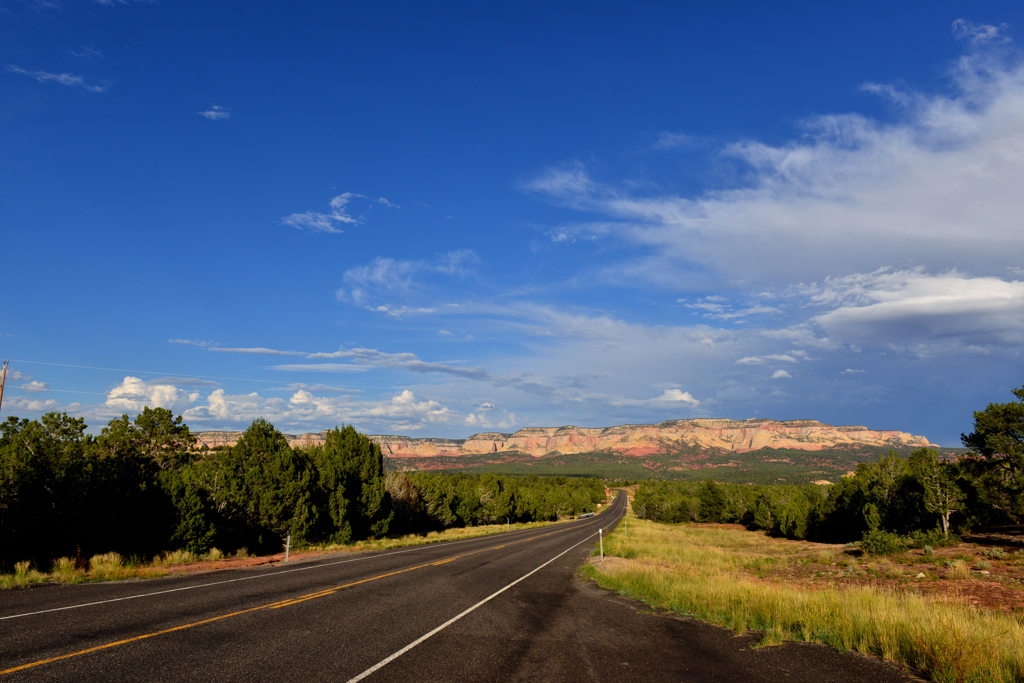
[18,381,49,393]
[183,387,454,433]
[4,396,61,412]
[197,105,230,120]
[464,402,517,430]
[7,65,111,92]
[771,370,792,379]
[185,389,262,423]
[652,389,700,405]
[105,376,199,413]
[7,370,32,382]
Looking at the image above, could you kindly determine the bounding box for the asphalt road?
[0,492,917,682]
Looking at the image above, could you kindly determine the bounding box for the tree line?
[633,384,1024,550]
[0,410,604,570]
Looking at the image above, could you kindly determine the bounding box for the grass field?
[585,512,1024,683]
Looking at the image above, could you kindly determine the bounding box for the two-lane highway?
[1,494,626,681]
[1,491,915,681]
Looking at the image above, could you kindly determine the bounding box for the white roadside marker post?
[599,528,604,560]
[285,533,291,563]
[507,518,509,532]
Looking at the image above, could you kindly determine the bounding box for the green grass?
[586,514,1024,683]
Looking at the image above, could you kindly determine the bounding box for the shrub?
[909,527,960,549]
[982,547,1007,560]
[860,529,909,556]
[89,552,126,580]
[51,557,84,582]
[976,560,992,570]
[159,549,195,566]
[947,559,971,580]
[923,545,934,557]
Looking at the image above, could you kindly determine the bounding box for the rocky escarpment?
[193,418,936,457]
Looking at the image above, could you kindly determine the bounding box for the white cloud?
[4,397,61,412]
[7,370,32,382]
[464,401,516,430]
[305,347,490,380]
[70,45,103,59]
[105,376,199,413]
[283,193,397,235]
[18,381,49,393]
[652,132,700,150]
[185,389,263,423]
[211,347,303,356]
[7,65,110,92]
[652,389,700,406]
[336,250,478,309]
[684,297,781,321]
[842,368,866,374]
[803,268,1024,352]
[952,19,1009,46]
[524,43,1024,287]
[271,363,369,373]
[198,105,230,120]
[183,387,454,433]
[169,338,219,348]
[771,370,792,379]
[736,352,804,365]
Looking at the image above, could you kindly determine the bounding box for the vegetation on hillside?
[631,384,1024,546]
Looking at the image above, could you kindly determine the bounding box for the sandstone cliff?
[192,418,935,457]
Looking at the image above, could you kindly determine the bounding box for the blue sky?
[3,1,1023,446]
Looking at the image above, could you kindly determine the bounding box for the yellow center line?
[1,512,615,676]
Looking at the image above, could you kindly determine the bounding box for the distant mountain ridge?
[192,418,936,457]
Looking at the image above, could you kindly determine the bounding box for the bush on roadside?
[860,529,908,556]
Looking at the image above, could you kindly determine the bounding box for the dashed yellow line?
[0,515,612,677]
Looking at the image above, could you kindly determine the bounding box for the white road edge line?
[0,523,573,622]
[347,501,624,683]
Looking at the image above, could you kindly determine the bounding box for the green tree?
[310,426,392,542]
[961,385,1024,520]
[909,448,964,539]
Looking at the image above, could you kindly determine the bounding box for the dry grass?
[947,559,972,581]
[303,519,566,555]
[586,515,1024,683]
[0,516,579,589]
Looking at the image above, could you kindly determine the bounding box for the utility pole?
[0,360,8,414]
